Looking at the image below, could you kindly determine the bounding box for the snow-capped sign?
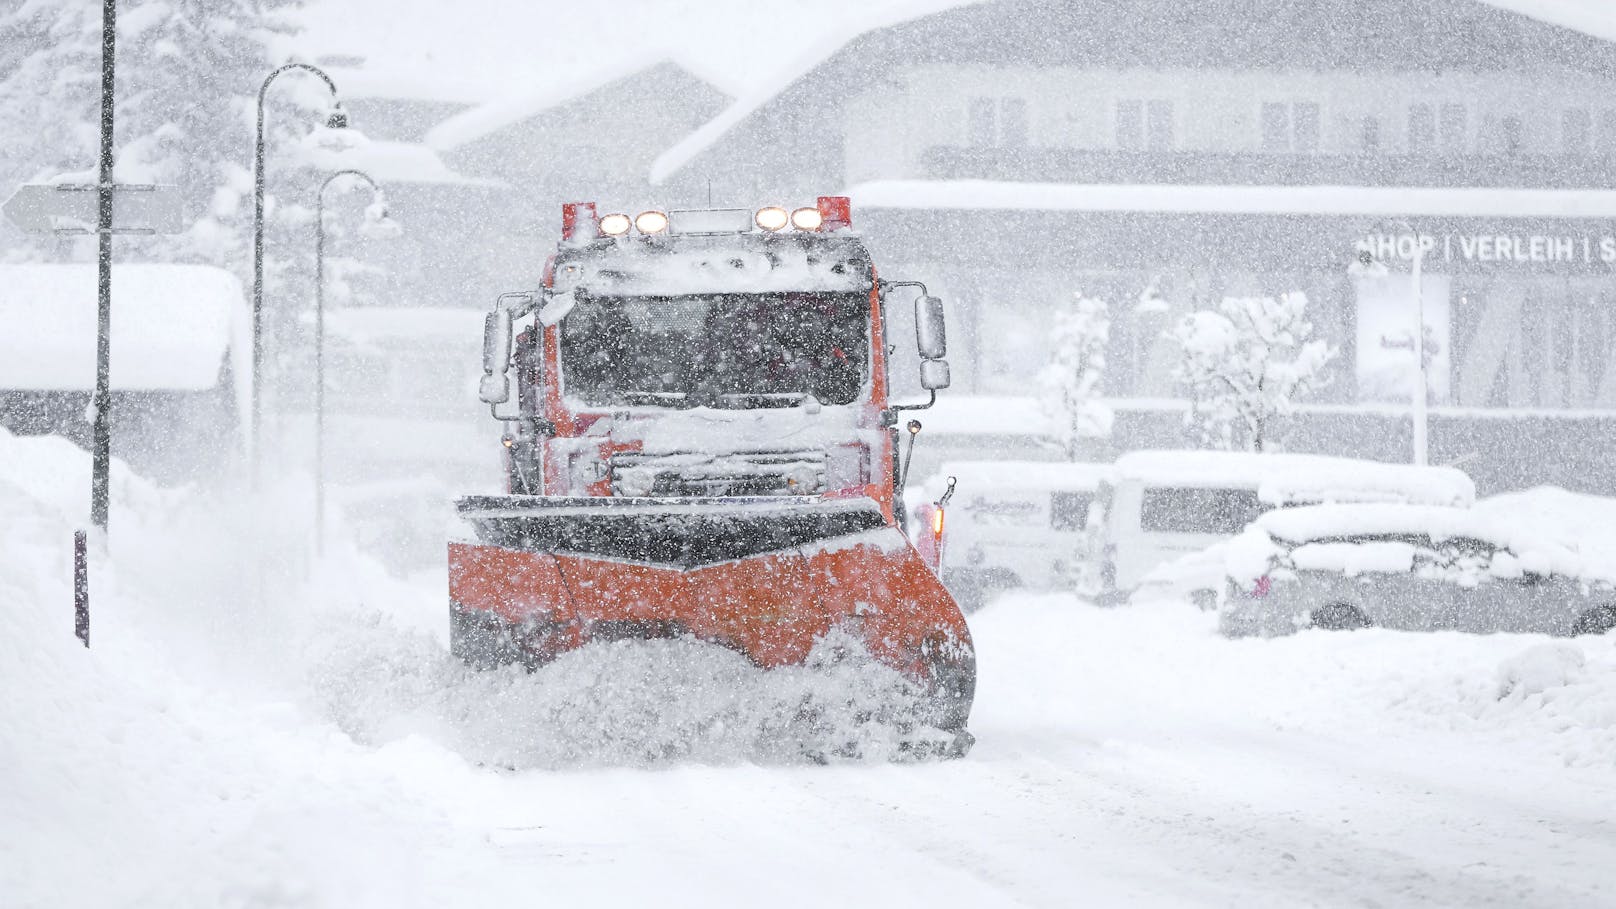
[2,183,183,235]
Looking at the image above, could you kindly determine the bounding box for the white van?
[915,460,1113,611]
[1101,451,1476,597]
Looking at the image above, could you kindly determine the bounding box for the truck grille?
[610,450,827,497]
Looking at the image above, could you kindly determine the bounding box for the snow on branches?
[1171,292,1334,452]
[1039,292,1113,459]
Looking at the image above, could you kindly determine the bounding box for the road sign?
[2,182,183,235]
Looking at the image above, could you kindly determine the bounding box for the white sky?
[294,0,975,103]
[294,0,1616,105]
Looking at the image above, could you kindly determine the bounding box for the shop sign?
[1358,233,1616,266]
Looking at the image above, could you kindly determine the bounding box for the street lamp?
[1352,219,1431,467]
[314,169,399,554]
[252,62,349,486]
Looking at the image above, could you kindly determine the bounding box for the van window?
[1139,487,1264,534]
[1050,491,1093,530]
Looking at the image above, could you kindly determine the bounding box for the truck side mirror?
[919,358,951,390]
[915,294,947,360]
[479,310,513,404]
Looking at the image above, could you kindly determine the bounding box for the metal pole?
[314,170,380,555]
[252,63,340,489]
[74,530,89,647]
[314,186,326,555]
[1411,233,1428,467]
[91,0,116,532]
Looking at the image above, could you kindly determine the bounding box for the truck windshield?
[560,291,870,408]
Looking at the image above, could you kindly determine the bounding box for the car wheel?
[1571,604,1616,636]
[1310,602,1370,631]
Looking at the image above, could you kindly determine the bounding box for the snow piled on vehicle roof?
[1113,450,1475,508]
[568,239,873,296]
[1230,503,1588,583]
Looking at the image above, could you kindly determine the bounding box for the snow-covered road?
[3,428,1614,908]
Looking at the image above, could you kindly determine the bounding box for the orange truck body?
[448,198,974,742]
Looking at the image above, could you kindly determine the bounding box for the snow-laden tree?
[1170,292,1335,452]
[1039,292,1113,459]
[0,0,309,272]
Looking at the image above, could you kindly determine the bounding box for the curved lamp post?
[252,62,348,486]
[1351,218,1430,467]
[314,169,399,554]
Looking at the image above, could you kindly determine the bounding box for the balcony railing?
[921,146,1616,187]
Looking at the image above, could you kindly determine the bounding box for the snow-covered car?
[1220,504,1616,637]
[914,460,1111,611]
[1100,450,1475,600]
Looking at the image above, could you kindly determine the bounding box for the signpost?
[0,0,182,644]
[2,182,182,236]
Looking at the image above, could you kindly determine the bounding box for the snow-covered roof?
[426,59,727,152]
[649,0,977,185]
[302,140,500,186]
[1112,450,1476,507]
[0,264,245,392]
[1480,0,1616,44]
[846,180,1616,220]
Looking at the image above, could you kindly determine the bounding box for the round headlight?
[755,206,789,232]
[790,207,824,231]
[635,210,669,234]
[599,213,631,236]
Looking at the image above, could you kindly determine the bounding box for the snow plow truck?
[448,198,975,754]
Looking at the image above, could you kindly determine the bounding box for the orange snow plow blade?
[447,495,975,741]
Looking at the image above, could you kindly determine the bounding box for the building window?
[1116,100,1143,150]
[1146,99,1175,150]
[967,97,995,147]
[1440,103,1467,152]
[967,97,1030,147]
[1000,97,1028,147]
[1294,102,1320,152]
[1261,102,1289,151]
[1261,102,1319,152]
[1409,103,1436,151]
[1361,116,1381,153]
[1502,116,1523,155]
[1565,108,1592,157]
[1598,111,1616,158]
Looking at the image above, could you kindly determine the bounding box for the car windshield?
[560,291,870,408]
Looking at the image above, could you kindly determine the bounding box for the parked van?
[915,460,1113,611]
[1101,451,1476,597]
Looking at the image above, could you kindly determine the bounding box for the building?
[652,0,1616,491]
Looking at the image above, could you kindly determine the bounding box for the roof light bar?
[599,212,631,236]
[634,210,669,234]
[755,206,789,232]
[817,196,852,231]
[561,201,599,240]
[790,207,824,231]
